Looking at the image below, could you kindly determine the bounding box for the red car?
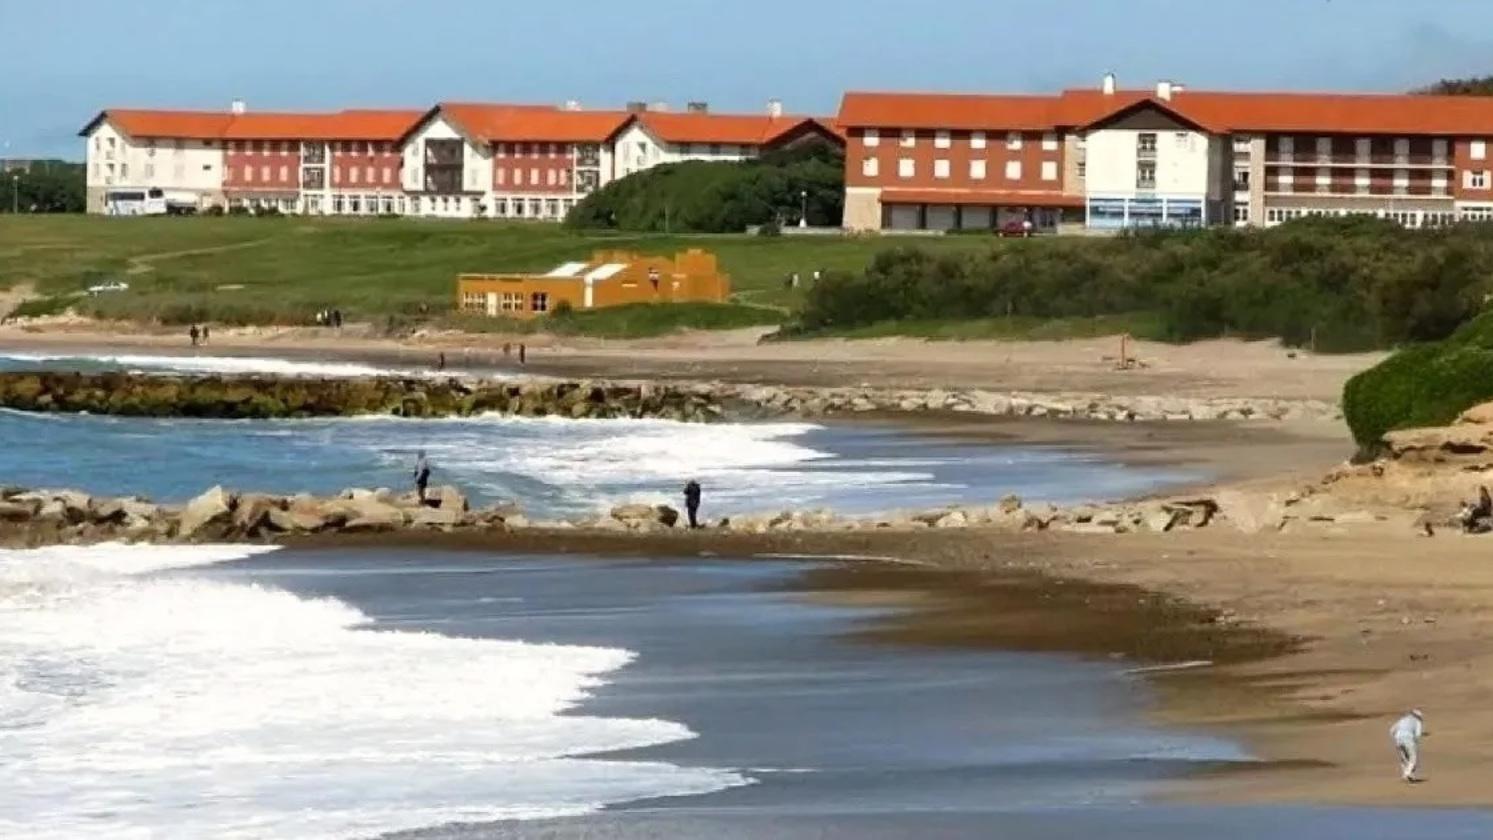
[998,219,1036,238]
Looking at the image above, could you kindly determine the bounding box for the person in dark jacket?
[683,480,702,529]
[413,450,432,503]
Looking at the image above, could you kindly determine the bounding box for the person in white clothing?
[1390,709,1426,782]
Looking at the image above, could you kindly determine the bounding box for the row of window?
[863,157,1059,182]
[1262,207,1470,228]
[231,140,394,155]
[461,291,552,314]
[863,129,1060,152]
[495,142,594,158]
[494,167,572,188]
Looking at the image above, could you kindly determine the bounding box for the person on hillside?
[331,309,343,329]
[683,479,702,529]
[412,450,432,504]
[188,324,200,347]
[1391,709,1427,782]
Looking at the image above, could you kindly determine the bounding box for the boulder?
[411,505,463,529]
[232,494,284,535]
[655,505,680,528]
[343,503,406,532]
[1456,401,1493,426]
[1213,491,1282,534]
[434,485,469,513]
[1142,506,1183,533]
[997,494,1023,514]
[610,503,657,523]
[934,510,969,529]
[178,485,236,538]
[89,498,128,525]
[0,498,39,522]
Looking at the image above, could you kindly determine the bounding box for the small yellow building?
[457,249,732,319]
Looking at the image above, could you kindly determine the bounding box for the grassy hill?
[0,216,998,331]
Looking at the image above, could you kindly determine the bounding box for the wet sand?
[304,522,1493,809]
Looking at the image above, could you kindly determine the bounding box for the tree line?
[1,161,85,213]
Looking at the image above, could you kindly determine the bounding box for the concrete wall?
[1084,127,1211,198]
[842,186,883,231]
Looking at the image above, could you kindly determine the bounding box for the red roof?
[436,103,633,143]
[838,92,1061,131]
[634,112,825,145]
[881,188,1083,209]
[82,108,422,140]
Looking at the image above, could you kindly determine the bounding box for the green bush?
[567,142,843,233]
[1343,310,1493,453]
[792,218,1493,352]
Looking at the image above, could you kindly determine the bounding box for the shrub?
[1343,310,1493,453]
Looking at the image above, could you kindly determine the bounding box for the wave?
[0,351,411,378]
[0,544,746,838]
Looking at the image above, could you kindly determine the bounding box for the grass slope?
[0,216,999,330]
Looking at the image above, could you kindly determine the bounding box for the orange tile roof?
[838,92,1061,131]
[881,188,1083,208]
[438,103,634,143]
[1157,90,1493,136]
[634,112,820,145]
[82,108,422,140]
[81,109,236,139]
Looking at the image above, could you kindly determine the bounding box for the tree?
[1416,76,1493,96]
[1,162,85,213]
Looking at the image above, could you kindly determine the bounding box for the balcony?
[1265,154,1453,169]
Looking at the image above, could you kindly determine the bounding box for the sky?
[6,0,1493,159]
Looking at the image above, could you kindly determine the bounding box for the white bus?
[105,188,168,216]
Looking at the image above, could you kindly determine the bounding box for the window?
[546,170,557,186]
[1004,160,1022,180]
[1233,204,1251,223]
[1234,169,1251,192]
[1077,161,1086,179]
[934,131,951,149]
[500,292,523,311]
[365,166,374,183]
[900,130,916,148]
[332,195,344,214]
[144,163,155,179]
[898,158,915,178]
[933,159,950,179]
[709,143,723,155]
[530,168,540,184]
[1006,132,1023,150]
[862,157,879,177]
[1468,170,1489,190]
[970,160,987,179]
[863,129,880,147]
[514,169,525,186]
[1316,137,1332,157]
[244,166,253,183]
[1042,132,1058,151]
[1137,133,1157,155]
[279,165,288,181]
[1475,140,1488,161]
[496,167,507,186]
[530,292,550,313]
[383,167,392,184]
[349,167,359,184]
[261,165,270,181]
[971,131,987,150]
[495,143,507,157]
[1041,160,1058,181]
[1136,162,1157,189]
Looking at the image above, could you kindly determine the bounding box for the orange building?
[457,249,731,319]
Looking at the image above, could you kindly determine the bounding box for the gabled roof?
[838,91,1060,131]
[80,108,422,140]
[633,112,829,145]
[409,103,634,145]
[79,109,236,139]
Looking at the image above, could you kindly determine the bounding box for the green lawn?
[0,216,1001,329]
[782,312,1168,342]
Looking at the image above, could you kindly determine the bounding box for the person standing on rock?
[413,450,432,504]
[1391,709,1427,782]
[683,479,702,529]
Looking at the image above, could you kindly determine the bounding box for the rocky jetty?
[0,372,724,421]
[0,371,1336,425]
[719,383,1340,424]
[0,483,517,546]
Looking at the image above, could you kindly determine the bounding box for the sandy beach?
[4,323,1487,809]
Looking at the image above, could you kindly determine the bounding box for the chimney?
[766,98,784,119]
[626,101,647,114]
[1172,83,1186,96]
[230,98,247,115]
[1156,80,1173,101]
[687,101,709,114]
[648,101,669,113]
[1101,73,1116,96]
[563,99,582,111]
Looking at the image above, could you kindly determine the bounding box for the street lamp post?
[9,175,17,215]
[799,190,808,228]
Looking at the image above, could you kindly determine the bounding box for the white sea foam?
[0,351,410,378]
[0,544,745,839]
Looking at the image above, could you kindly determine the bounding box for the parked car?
[86,281,129,296]
[998,219,1036,238]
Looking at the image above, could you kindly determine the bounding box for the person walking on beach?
[1391,709,1426,782]
[683,479,702,529]
[201,324,210,344]
[518,343,527,365]
[437,351,446,372]
[188,324,200,347]
[413,450,432,504]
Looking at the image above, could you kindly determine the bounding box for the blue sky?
[6,0,1493,159]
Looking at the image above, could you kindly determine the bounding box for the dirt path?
[123,237,278,276]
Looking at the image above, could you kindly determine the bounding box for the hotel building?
[81,100,839,219]
[839,75,1493,232]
